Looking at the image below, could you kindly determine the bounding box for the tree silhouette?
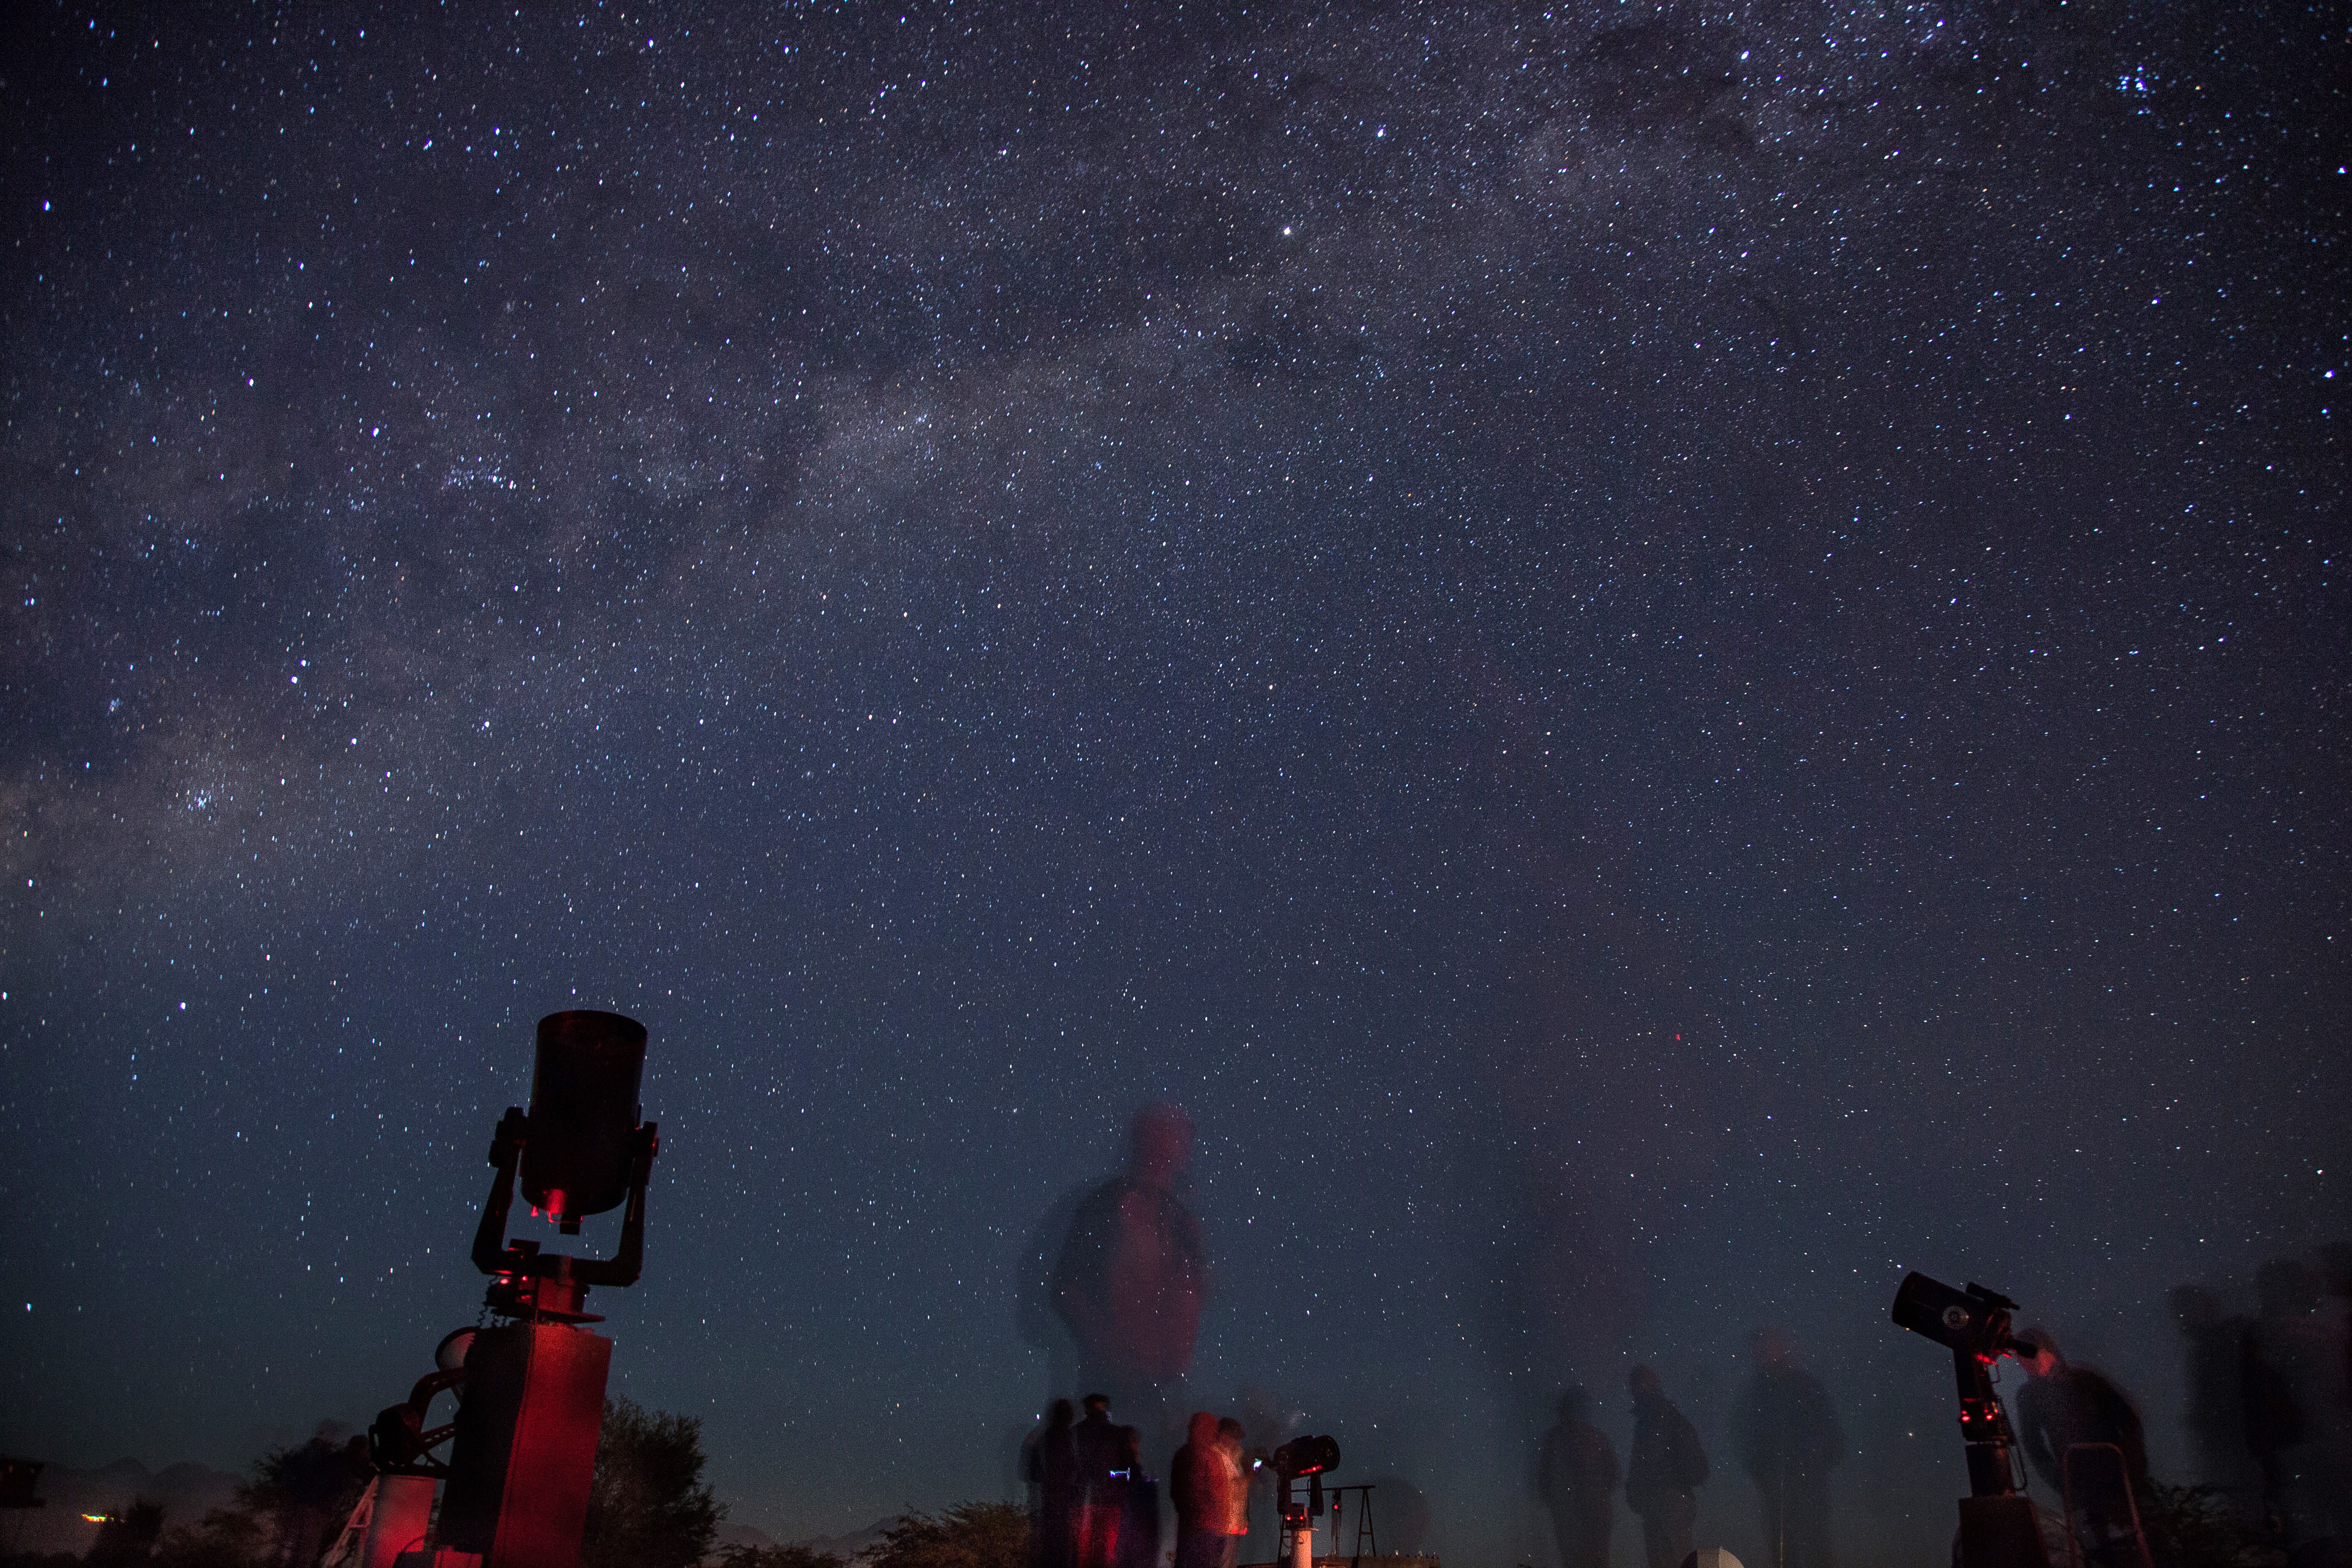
[866,1503,1029,1568]
[85,1499,165,1568]
[151,1506,272,1568]
[579,1398,724,1568]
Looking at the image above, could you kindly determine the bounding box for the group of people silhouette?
[1022,1395,1153,1568]
[1535,1243,2352,1568]
[1538,1332,1840,1568]
[2170,1245,2352,1557]
[1016,1106,2346,1568]
[1022,1396,1250,1568]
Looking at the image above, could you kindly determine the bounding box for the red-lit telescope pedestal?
[356,1010,660,1568]
[436,1324,615,1568]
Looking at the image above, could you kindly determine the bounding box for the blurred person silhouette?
[1174,1413,1241,1568]
[1215,1420,1253,1553]
[2313,1243,2352,1559]
[1625,1366,1707,1568]
[1053,1106,1210,1460]
[1073,1394,1134,1568]
[2169,1286,2261,1509]
[2014,1329,2152,1568]
[2244,1259,2318,1540]
[1117,1424,1161,1568]
[2320,1243,2352,1398]
[1536,1387,1618,1568]
[2248,1254,2352,1566]
[1025,1399,1080,1568]
[1730,1328,1844,1568]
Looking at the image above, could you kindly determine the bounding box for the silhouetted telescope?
[1272,1436,1341,1568]
[470,1009,660,1321]
[518,1010,650,1235]
[353,1008,661,1568]
[1892,1271,2028,1364]
[1890,1272,2048,1568]
[1272,1435,1341,1479]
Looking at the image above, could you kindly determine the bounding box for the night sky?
[3,3,2346,1565]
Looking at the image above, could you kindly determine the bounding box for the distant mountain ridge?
[714,1516,899,1563]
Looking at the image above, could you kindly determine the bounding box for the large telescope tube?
[520,1010,647,1230]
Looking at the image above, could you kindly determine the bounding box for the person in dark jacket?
[2015,1332,2151,1498]
[1730,1328,1843,1568]
[1073,1394,1132,1568]
[1536,1387,1618,1568]
[2168,1287,2261,1511]
[2014,1331,2152,1568]
[1173,1412,1238,1568]
[2242,1259,2334,1549]
[1115,1424,1161,1568]
[1025,1400,1080,1568]
[1625,1366,1707,1568]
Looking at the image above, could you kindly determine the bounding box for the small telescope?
[1892,1273,2027,1364]
[1272,1436,1341,1479]
[1271,1436,1341,1568]
[1890,1272,2048,1568]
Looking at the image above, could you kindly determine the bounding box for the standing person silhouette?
[2312,1245,2352,1558]
[1116,1423,1161,1568]
[2168,1287,2260,1510]
[2242,1258,2347,1558]
[1215,1418,1253,1563]
[1072,1394,1132,1568]
[1625,1367,1707,1568]
[1730,1328,1843,1568]
[1025,1399,1080,1568]
[1052,1105,1210,1467]
[2242,1262,2312,1534]
[1173,1412,1238,1568]
[1537,1388,1619,1568]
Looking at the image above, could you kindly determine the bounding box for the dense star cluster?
[2,2,2344,1564]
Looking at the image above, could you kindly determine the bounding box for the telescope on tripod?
[1890,1272,2050,1568]
[1270,1436,1341,1568]
[327,1011,660,1568]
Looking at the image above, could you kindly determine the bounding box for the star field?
[2,3,2345,1565]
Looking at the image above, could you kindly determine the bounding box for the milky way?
[3,3,2344,1563]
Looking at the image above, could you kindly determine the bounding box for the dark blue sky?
[3,3,2344,1565]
